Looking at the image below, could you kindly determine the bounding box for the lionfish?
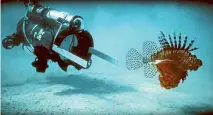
[126,31,203,89]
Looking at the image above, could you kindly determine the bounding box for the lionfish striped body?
[126,31,202,89]
[150,32,202,72]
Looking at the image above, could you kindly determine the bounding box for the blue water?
[1,1,213,115]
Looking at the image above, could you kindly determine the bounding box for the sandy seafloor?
[1,1,213,115]
[1,70,213,115]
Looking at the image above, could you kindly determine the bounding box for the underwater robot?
[2,1,118,72]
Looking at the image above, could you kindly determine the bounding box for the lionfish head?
[190,58,203,71]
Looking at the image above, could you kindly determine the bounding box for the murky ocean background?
[1,1,213,115]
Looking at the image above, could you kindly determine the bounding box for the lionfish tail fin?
[144,63,158,78]
[142,41,159,78]
[159,31,170,49]
[126,48,143,70]
[142,41,159,58]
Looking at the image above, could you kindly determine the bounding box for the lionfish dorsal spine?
[189,47,198,51]
[181,36,188,49]
[169,34,174,48]
[186,38,196,50]
[158,36,164,48]
[163,39,171,49]
[159,31,170,49]
[173,33,177,49]
[178,33,181,49]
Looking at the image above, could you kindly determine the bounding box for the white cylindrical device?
[46,10,83,30]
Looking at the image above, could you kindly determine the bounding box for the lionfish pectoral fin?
[126,48,143,70]
[144,63,158,78]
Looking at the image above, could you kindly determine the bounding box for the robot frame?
[2,0,118,73]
